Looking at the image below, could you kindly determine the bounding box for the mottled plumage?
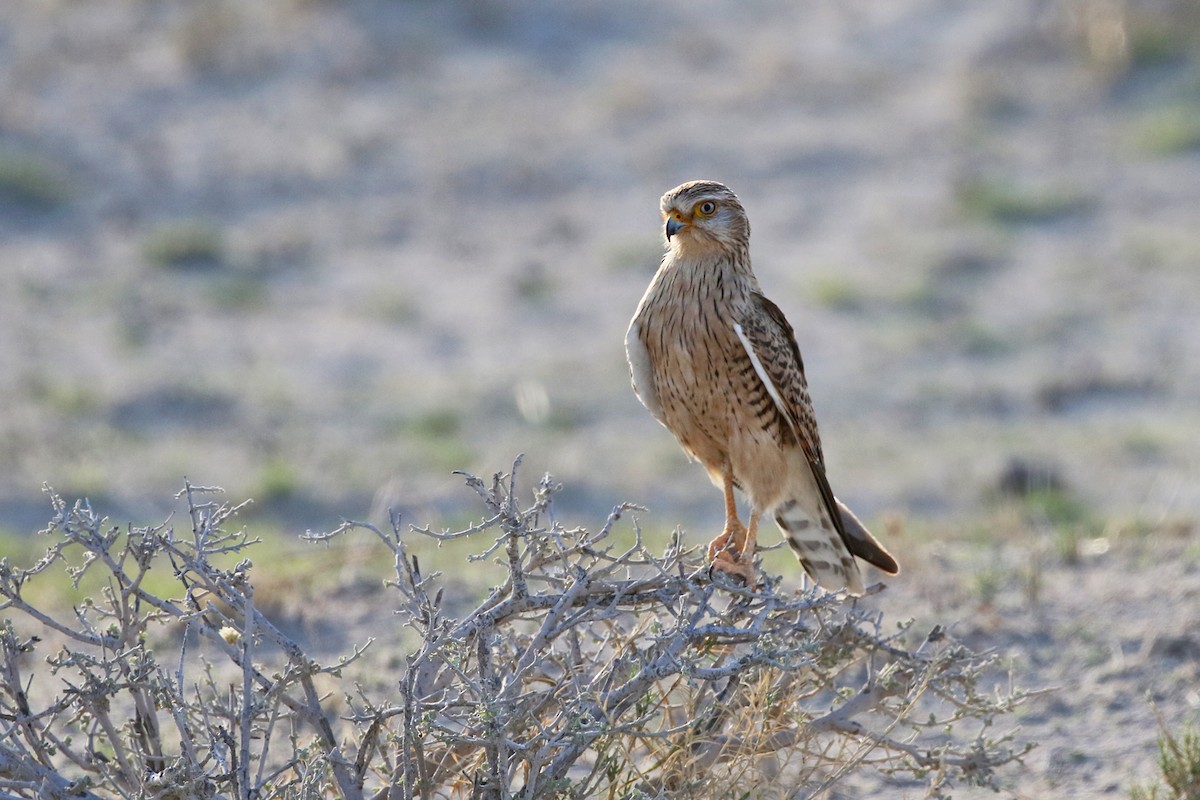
[626,180,898,594]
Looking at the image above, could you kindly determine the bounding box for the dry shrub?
[0,457,1033,799]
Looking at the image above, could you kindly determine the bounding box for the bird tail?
[835,498,900,576]
[774,497,899,596]
[774,498,864,595]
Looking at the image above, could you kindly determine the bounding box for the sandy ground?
[1,0,1199,796]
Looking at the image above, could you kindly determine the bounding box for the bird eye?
[696,201,717,217]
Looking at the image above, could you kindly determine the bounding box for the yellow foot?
[706,521,742,563]
[708,547,758,586]
[706,510,762,587]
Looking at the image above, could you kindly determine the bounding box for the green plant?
[142,219,226,270]
[956,321,1012,358]
[402,407,476,468]
[1125,5,1200,68]
[255,457,300,502]
[366,290,421,325]
[408,408,461,440]
[971,562,1006,607]
[26,377,100,416]
[807,272,865,311]
[1131,721,1200,800]
[0,150,72,210]
[513,262,556,304]
[208,274,269,310]
[1023,486,1093,530]
[1135,106,1200,156]
[957,178,1091,225]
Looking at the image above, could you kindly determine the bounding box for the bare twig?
[0,457,1033,799]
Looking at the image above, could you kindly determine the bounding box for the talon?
[706,522,743,562]
[709,547,758,587]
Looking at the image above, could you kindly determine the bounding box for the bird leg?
[706,469,743,558]
[707,470,759,586]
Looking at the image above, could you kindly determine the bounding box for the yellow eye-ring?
[696,200,717,217]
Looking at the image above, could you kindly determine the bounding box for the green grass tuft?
[807,273,865,311]
[143,219,226,270]
[408,409,462,440]
[1135,106,1200,156]
[1131,721,1200,800]
[402,409,475,470]
[255,458,301,503]
[0,150,72,210]
[957,178,1091,225]
[957,321,1013,358]
[27,376,101,416]
[207,274,269,311]
[1022,487,1092,530]
[1125,9,1200,69]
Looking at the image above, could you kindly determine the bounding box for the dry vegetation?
[1,0,1199,797]
[0,459,1032,799]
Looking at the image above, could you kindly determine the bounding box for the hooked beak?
[665,216,685,240]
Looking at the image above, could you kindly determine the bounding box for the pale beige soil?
[1,1,1199,796]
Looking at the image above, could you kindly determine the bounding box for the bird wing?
[735,292,899,577]
[732,291,842,533]
[625,318,665,425]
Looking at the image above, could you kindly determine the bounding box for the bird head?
[659,180,750,255]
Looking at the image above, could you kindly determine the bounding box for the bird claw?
[706,520,744,562]
[707,547,759,588]
[706,519,761,588]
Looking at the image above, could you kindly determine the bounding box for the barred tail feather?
[774,498,864,596]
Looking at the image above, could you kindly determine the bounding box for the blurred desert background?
[2,0,1200,796]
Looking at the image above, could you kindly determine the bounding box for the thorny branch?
[329,458,1034,798]
[0,458,1033,799]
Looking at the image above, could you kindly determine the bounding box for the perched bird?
[625,180,899,594]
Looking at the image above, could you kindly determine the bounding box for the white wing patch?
[625,320,665,423]
[733,322,797,439]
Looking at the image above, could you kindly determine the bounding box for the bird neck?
[662,244,757,288]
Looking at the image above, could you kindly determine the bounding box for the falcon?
[625,180,899,594]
